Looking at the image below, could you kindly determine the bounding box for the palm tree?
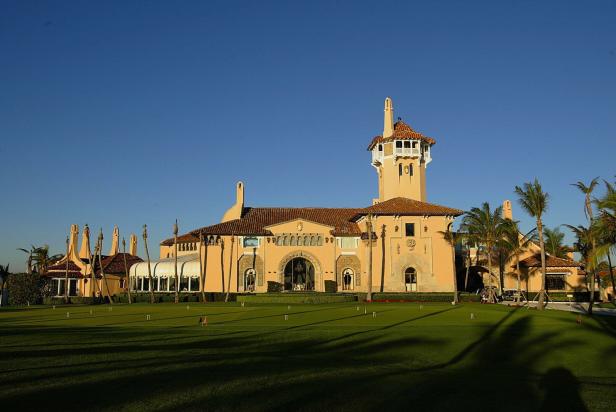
[460,202,505,303]
[571,178,599,314]
[142,224,155,304]
[122,238,132,304]
[565,224,596,302]
[439,226,462,304]
[199,232,208,303]
[515,179,549,309]
[0,264,10,307]
[173,220,179,304]
[225,236,235,302]
[64,236,70,303]
[366,214,374,302]
[500,220,536,303]
[17,247,34,274]
[543,227,569,258]
[595,188,616,301]
[97,229,113,304]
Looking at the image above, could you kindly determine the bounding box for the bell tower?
[369,97,435,202]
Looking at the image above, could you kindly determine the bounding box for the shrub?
[525,291,600,302]
[370,292,478,302]
[7,273,44,305]
[238,293,356,304]
[267,281,283,292]
[116,292,239,303]
[324,280,337,293]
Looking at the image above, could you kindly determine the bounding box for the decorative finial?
[142,224,148,239]
[383,97,394,138]
[173,219,178,236]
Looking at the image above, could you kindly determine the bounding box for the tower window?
[395,141,402,148]
[409,164,413,176]
[403,141,410,148]
[405,223,415,237]
[398,163,403,176]
[412,141,417,148]
[378,144,383,151]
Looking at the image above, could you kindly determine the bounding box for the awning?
[129,254,199,278]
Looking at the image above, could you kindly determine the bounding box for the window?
[244,268,256,292]
[243,237,259,248]
[340,237,358,249]
[190,277,200,292]
[399,163,403,176]
[342,268,354,291]
[546,274,565,290]
[395,141,402,148]
[405,267,417,292]
[290,235,297,246]
[405,223,415,237]
[180,276,189,292]
[403,141,410,148]
[412,141,417,148]
[409,164,413,176]
[378,144,383,151]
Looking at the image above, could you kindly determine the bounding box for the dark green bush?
[324,280,337,293]
[525,291,600,302]
[267,281,283,292]
[116,292,239,303]
[370,292,479,302]
[7,273,44,305]
[238,292,356,304]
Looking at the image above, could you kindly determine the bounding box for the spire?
[503,200,513,220]
[69,224,79,257]
[109,225,119,255]
[383,97,394,138]
[129,233,138,256]
[79,224,91,259]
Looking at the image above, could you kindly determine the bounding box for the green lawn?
[1,302,615,411]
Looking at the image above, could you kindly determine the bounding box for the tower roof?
[368,120,436,151]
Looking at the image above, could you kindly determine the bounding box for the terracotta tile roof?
[518,253,581,268]
[96,253,143,276]
[43,261,84,278]
[162,198,462,244]
[368,120,436,150]
[357,197,463,217]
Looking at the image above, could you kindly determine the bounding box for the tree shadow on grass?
[0,306,602,411]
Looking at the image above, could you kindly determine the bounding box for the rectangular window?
[395,141,402,148]
[340,237,358,249]
[403,141,411,148]
[405,223,415,237]
[243,237,259,248]
[546,274,565,290]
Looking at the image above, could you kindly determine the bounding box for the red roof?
[358,197,463,217]
[96,253,143,276]
[161,198,462,245]
[368,120,436,150]
[518,254,581,268]
[44,261,84,278]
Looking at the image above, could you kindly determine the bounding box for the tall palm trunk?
[122,238,132,304]
[64,237,69,304]
[452,239,459,304]
[142,225,155,304]
[97,235,113,305]
[515,252,521,303]
[199,233,206,303]
[220,238,225,294]
[173,220,179,304]
[366,215,373,302]
[536,219,547,310]
[464,248,471,291]
[607,252,615,302]
[90,242,99,299]
[225,236,235,302]
[486,243,496,303]
[380,224,386,293]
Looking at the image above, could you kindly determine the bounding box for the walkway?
[501,301,616,316]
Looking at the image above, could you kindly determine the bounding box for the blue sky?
[1,1,615,271]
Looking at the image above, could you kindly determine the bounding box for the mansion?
[131,98,464,294]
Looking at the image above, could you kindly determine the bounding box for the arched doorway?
[405,267,417,292]
[342,268,354,291]
[244,268,256,292]
[284,257,315,291]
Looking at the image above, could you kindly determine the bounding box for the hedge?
[116,292,240,303]
[524,291,600,302]
[369,292,480,303]
[238,292,357,304]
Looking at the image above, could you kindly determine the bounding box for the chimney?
[79,224,91,260]
[129,233,138,256]
[383,97,394,138]
[109,225,119,255]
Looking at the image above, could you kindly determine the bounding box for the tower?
[368,97,435,202]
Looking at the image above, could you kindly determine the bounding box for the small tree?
[515,179,550,310]
[7,272,43,305]
[0,264,10,306]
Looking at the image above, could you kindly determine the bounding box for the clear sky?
[1,1,615,271]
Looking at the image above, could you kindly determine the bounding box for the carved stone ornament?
[297,222,303,232]
[406,239,416,250]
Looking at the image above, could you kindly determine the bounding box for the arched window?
[297,236,303,246]
[342,268,354,291]
[378,144,383,151]
[290,235,297,246]
[405,267,417,292]
[310,235,316,246]
[317,236,323,246]
[283,236,289,246]
[244,268,256,292]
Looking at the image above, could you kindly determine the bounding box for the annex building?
[130,98,463,294]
